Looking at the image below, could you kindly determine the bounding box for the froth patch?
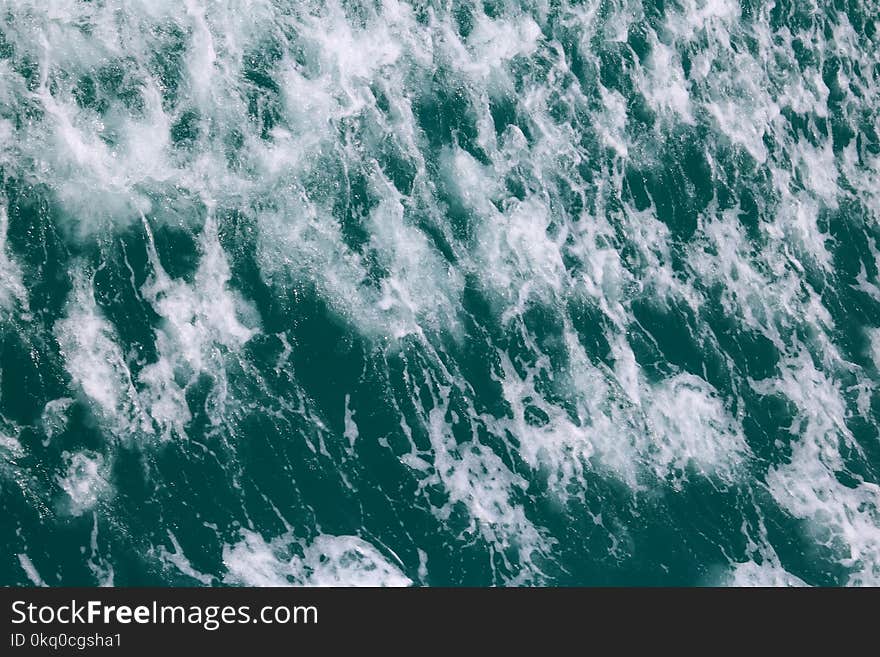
[142,216,258,373]
[726,560,809,587]
[137,215,259,438]
[155,530,214,585]
[643,373,749,486]
[17,554,47,587]
[639,37,694,125]
[41,398,74,443]
[222,530,412,587]
[0,431,25,483]
[54,272,152,437]
[493,323,748,502]
[759,354,880,585]
[56,450,112,516]
[868,328,880,372]
[0,201,28,316]
[466,15,542,76]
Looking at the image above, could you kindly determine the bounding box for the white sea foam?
[0,200,28,316]
[41,398,73,444]
[638,36,695,125]
[87,513,115,587]
[137,215,258,438]
[54,272,152,438]
[0,430,25,493]
[727,560,809,587]
[343,394,358,451]
[868,328,880,372]
[597,86,629,157]
[18,553,47,587]
[2,0,879,587]
[643,373,748,486]
[55,229,257,441]
[466,14,542,77]
[57,450,111,516]
[222,529,412,587]
[156,530,214,585]
[494,324,747,496]
[398,352,550,584]
[758,353,880,585]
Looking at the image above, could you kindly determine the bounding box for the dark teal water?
[1,0,879,586]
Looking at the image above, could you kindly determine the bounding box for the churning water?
[1,0,879,586]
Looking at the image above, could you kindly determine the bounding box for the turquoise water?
[0,0,878,586]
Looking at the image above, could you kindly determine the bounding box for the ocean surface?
[1,0,878,586]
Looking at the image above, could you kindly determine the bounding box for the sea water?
[0,0,878,586]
